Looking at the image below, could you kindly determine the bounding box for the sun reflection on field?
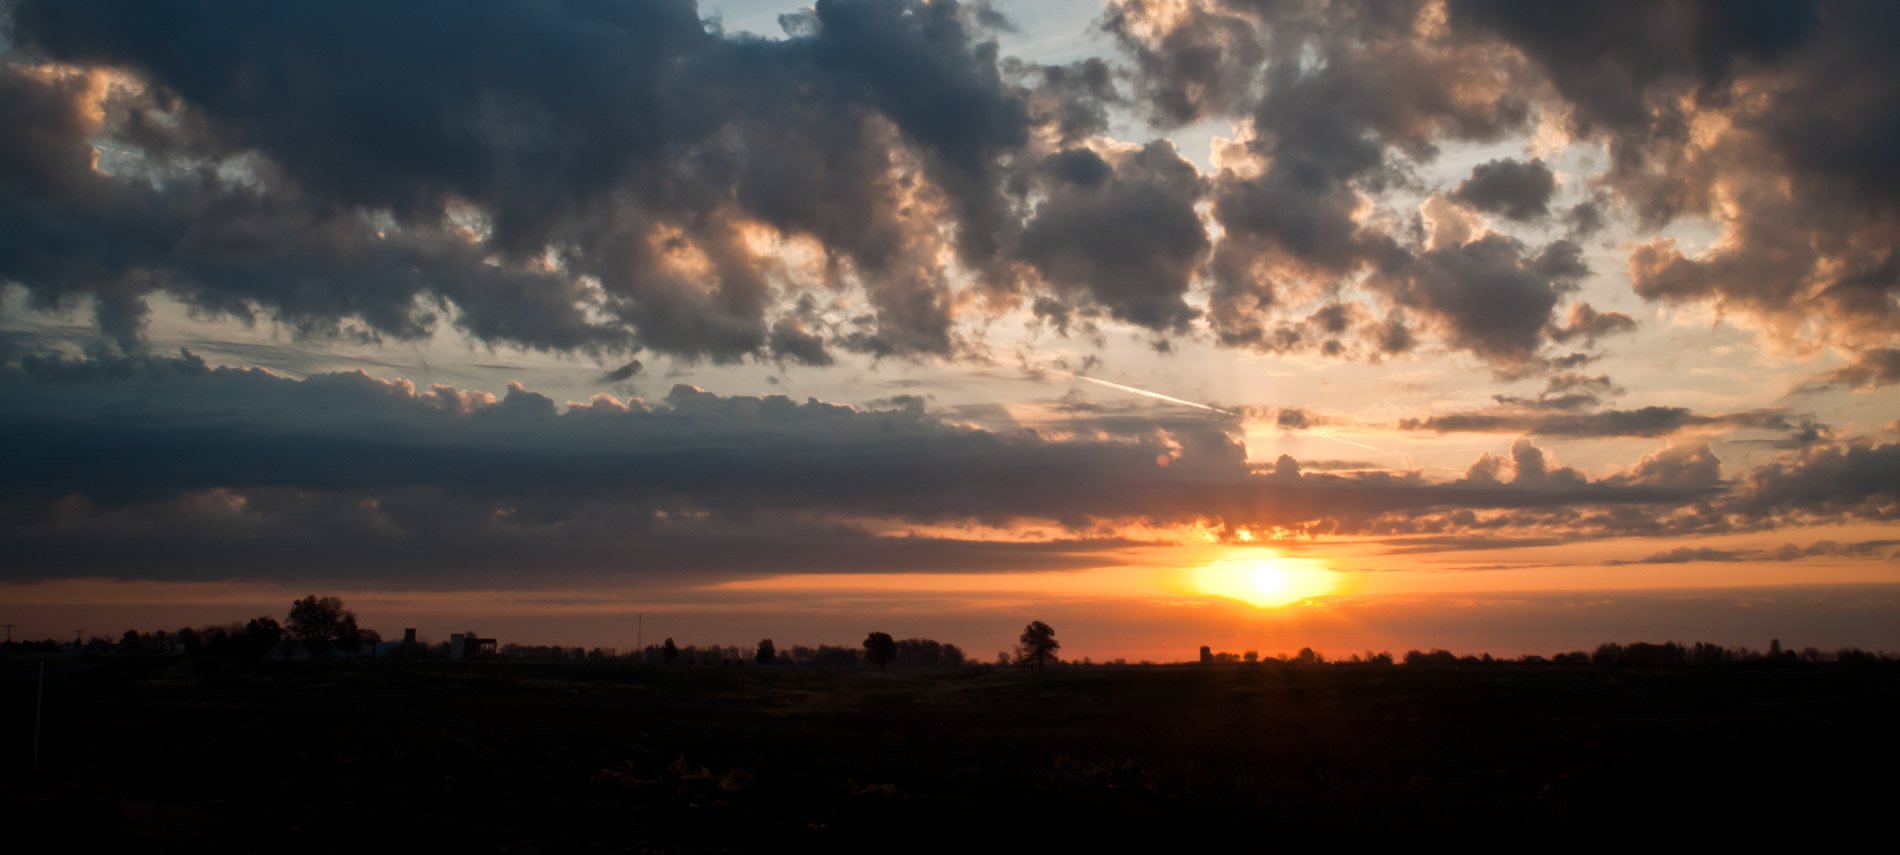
[1188,554,1340,608]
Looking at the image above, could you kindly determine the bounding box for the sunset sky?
[3,0,1898,661]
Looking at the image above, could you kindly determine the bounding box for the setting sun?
[1188,555,1340,608]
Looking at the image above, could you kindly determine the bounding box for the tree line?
[1,597,1072,673]
[1196,638,1897,667]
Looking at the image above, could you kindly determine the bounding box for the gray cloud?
[0,0,1057,362]
[1452,157,1556,221]
[1608,539,1900,567]
[1825,348,1900,390]
[3,0,1895,384]
[1019,142,1208,332]
[0,350,1752,584]
[1402,405,1794,438]
[1547,303,1639,345]
[1731,440,1900,523]
[1451,0,1900,363]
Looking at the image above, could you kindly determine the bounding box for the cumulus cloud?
[0,0,1068,362]
[1547,303,1639,345]
[1019,142,1208,332]
[1452,157,1557,221]
[1730,440,1900,523]
[1451,0,1900,364]
[19,0,1881,375]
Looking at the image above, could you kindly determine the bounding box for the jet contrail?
[1058,371,1235,416]
[1299,429,1386,453]
[1036,364,1391,456]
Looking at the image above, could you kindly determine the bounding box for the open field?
[5,658,1897,851]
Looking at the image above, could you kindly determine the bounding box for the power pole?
[637,614,643,659]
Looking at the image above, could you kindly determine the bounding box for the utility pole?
[637,614,643,659]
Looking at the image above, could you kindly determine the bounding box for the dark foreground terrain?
[4,658,1897,851]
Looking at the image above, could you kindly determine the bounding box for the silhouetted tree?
[662,637,679,664]
[357,627,381,658]
[241,616,283,658]
[120,629,140,652]
[1405,649,1457,667]
[1018,621,1059,670]
[177,626,202,655]
[287,595,359,657]
[863,632,896,670]
[755,638,776,665]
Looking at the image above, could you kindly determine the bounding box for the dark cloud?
[1377,236,1586,364]
[0,0,1059,362]
[1493,372,1623,411]
[1019,142,1208,332]
[4,0,1896,388]
[1452,157,1556,221]
[1731,440,1900,522]
[1607,444,1724,489]
[1103,0,1565,365]
[599,360,643,383]
[1608,539,1900,567]
[1825,348,1900,390]
[1100,0,1265,126]
[0,350,1748,584]
[1008,57,1122,144]
[1451,0,1900,363]
[1547,303,1638,345]
[1402,405,1793,438]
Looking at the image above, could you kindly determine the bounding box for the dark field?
[5,658,1897,851]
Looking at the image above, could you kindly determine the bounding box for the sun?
[1189,554,1340,608]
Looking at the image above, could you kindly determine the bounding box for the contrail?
[1057,371,1235,416]
[1299,429,1386,453]
[1037,365,1391,456]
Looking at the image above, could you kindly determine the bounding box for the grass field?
[4,657,1897,851]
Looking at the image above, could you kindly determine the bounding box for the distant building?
[1199,645,1213,665]
[449,633,497,660]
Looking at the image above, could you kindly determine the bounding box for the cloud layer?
[1,0,1887,372]
[2,349,1891,585]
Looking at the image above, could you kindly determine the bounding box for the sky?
[2,0,1898,662]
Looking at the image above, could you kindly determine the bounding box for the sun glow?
[1189,555,1340,608]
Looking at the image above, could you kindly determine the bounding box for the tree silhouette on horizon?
[1018,621,1059,671]
[863,632,896,670]
[287,595,360,657]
